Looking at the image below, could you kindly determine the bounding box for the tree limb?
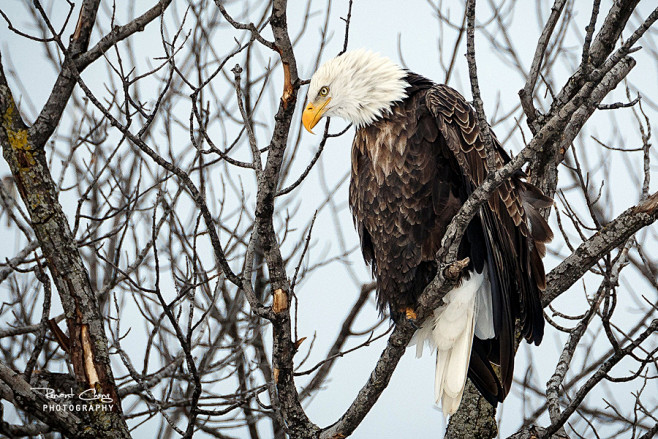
[543,192,658,307]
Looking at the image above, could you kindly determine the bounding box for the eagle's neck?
[347,72,435,129]
[327,52,410,128]
[348,81,408,129]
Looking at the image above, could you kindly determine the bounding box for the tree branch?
[543,192,658,307]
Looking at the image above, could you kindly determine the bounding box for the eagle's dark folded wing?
[426,84,553,397]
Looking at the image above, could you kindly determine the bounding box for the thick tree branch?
[261,1,321,437]
[445,380,497,439]
[28,0,101,147]
[75,0,174,69]
[0,56,130,438]
[550,0,641,114]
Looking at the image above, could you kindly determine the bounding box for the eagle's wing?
[426,84,553,399]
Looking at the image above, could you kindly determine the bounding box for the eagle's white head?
[302,49,408,132]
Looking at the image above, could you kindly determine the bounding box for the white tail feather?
[409,271,488,416]
[474,277,494,339]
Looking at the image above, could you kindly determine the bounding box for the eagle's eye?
[319,86,330,97]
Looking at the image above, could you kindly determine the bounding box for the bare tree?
[0,1,656,438]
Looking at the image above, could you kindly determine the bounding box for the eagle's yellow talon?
[403,307,417,320]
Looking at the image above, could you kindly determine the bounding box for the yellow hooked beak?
[302,97,331,134]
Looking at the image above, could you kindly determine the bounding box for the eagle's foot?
[403,307,417,320]
[393,306,418,329]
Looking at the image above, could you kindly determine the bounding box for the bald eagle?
[302,50,552,416]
